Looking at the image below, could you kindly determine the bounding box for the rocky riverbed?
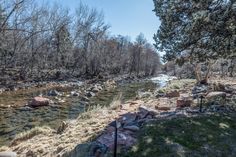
[0,77,158,147]
[1,75,236,156]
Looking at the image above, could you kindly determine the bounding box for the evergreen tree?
[153,0,236,81]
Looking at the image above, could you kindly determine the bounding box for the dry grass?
[11,126,53,146]
[9,94,124,156]
[158,79,195,93]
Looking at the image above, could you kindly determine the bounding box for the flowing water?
[0,80,158,146]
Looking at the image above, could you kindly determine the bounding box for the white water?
[150,74,177,87]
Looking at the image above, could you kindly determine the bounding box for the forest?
[0,0,161,87]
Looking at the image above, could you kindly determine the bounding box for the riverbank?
[1,76,236,156]
[0,76,158,147]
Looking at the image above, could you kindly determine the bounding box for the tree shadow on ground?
[120,113,236,157]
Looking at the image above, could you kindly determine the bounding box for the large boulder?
[29,97,50,107]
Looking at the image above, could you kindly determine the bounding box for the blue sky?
[43,0,160,44]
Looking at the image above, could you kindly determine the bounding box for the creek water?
[0,80,159,146]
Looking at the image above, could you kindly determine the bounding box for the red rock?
[29,97,50,107]
[166,90,180,98]
[176,99,192,108]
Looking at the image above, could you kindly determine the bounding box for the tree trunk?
[194,63,201,83]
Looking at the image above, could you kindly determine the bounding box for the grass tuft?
[11,126,53,146]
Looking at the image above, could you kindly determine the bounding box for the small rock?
[86,92,96,97]
[18,106,33,111]
[48,90,61,97]
[138,106,149,118]
[0,104,11,109]
[155,106,171,111]
[90,85,101,93]
[81,96,89,102]
[192,85,208,95]
[138,91,153,98]
[206,91,226,100]
[71,91,79,97]
[118,113,137,126]
[123,125,140,132]
[176,99,192,108]
[166,90,180,98]
[29,97,50,107]
[139,106,158,118]
[26,150,36,157]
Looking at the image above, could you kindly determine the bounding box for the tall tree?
[153,0,236,82]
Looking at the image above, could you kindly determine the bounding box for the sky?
[43,0,161,44]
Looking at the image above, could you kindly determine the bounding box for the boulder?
[176,99,192,108]
[97,131,137,150]
[206,92,226,100]
[192,85,208,95]
[118,112,137,126]
[29,97,50,107]
[166,90,180,98]
[139,106,158,118]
